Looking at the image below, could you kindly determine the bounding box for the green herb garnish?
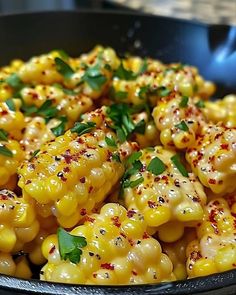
[0,145,13,157]
[147,157,166,176]
[127,151,142,164]
[71,121,96,136]
[105,136,117,147]
[113,62,136,81]
[0,129,8,141]
[29,149,40,161]
[175,120,189,131]
[112,152,121,163]
[138,59,148,75]
[21,100,58,121]
[6,73,24,90]
[55,57,75,79]
[82,64,107,91]
[56,49,69,60]
[57,228,87,264]
[5,98,15,111]
[51,116,68,137]
[195,100,205,108]
[171,154,188,177]
[179,96,189,108]
[138,85,149,99]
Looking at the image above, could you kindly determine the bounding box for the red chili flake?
[111,216,121,227]
[181,136,190,143]
[154,176,160,182]
[220,144,229,150]
[132,270,138,276]
[209,209,217,223]
[209,179,216,185]
[190,251,202,261]
[93,273,97,278]
[0,194,8,200]
[127,210,136,218]
[77,138,84,144]
[174,179,180,187]
[1,110,8,115]
[101,263,114,270]
[88,186,93,193]
[142,232,149,239]
[107,150,112,162]
[63,167,70,173]
[120,232,127,239]
[63,153,73,164]
[26,180,32,185]
[214,132,223,140]
[80,177,86,183]
[140,164,146,172]
[128,239,135,246]
[192,197,199,202]
[209,155,215,162]
[218,180,223,184]
[212,200,220,206]
[49,245,56,254]
[148,200,157,208]
[84,216,95,223]
[80,208,87,216]
[233,263,236,267]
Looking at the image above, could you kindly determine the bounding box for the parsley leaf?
[0,145,13,157]
[171,154,188,177]
[0,129,8,141]
[130,176,144,188]
[56,49,69,60]
[138,59,148,75]
[112,152,121,163]
[58,228,87,264]
[175,120,189,131]
[55,57,75,79]
[138,85,149,99]
[5,98,15,111]
[106,104,146,143]
[21,100,58,121]
[51,116,68,137]
[114,62,136,81]
[71,121,96,136]
[195,100,205,108]
[147,157,166,176]
[179,96,189,108]
[82,64,107,91]
[105,136,117,147]
[6,74,24,90]
[127,151,142,165]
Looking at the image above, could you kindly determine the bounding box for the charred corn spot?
[0,139,24,186]
[41,203,175,285]
[124,146,206,231]
[0,190,39,252]
[186,124,236,194]
[0,100,26,140]
[18,108,136,227]
[204,95,236,127]
[186,196,236,278]
[152,92,206,150]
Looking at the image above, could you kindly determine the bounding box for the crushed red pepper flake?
[111,216,121,227]
[49,245,56,254]
[101,263,114,270]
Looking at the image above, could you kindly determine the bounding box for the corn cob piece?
[186,195,236,278]
[186,124,236,194]
[152,92,206,149]
[0,189,39,253]
[111,58,215,106]
[18,107,138,228]
[203,94,236,127]
[0,139,24,187]
[161,228,196,280]
[0,252,32,279]
[20,85,93,125]
[124,146,206,232]
[41,203,175,285]
[0,100,26,140]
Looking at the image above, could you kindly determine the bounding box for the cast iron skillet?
[0,10,236,295]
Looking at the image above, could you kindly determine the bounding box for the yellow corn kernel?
[14,256,32,279]
[0,252,16,275]
[192,258,217,277]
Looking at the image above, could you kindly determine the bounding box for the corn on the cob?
[0,252,32,279]
[161,228,196,280]
[41,203,175,284]
[186,195,236,278]
[18,107,138,228]
[0,189,39,253]
[124,146,206,232]
[186,124,236,194]
[203,94,236,127]
[152,92,206,149]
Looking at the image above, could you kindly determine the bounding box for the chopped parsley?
[57,228,87,264]
[124,176,144,189]
[21,100,58,121]
[112,152,121,163]
[0,129,8,141]
[0,145,13,157]
[138,85,149,99]
[6,73,24,91]
[106,104,146,143]
[51,116,68,137]
[82,64,107,91]
[56,49,69,60]
[55,57,75,79]
[179,96,189,108]
[147,157,166,176]
[71,121,96,136]
[175,120,189,131]
[5,98,15,111]
[29,149,40,161]
[105,136,117,147]
[127,151,142,165]
[138,59,148,75]
[195,100,205,108]
[114,62,136,81]
[171,154,188,177]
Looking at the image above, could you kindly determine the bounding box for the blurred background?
[0,0,236,25]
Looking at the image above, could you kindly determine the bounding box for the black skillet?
[0,10,235,295]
